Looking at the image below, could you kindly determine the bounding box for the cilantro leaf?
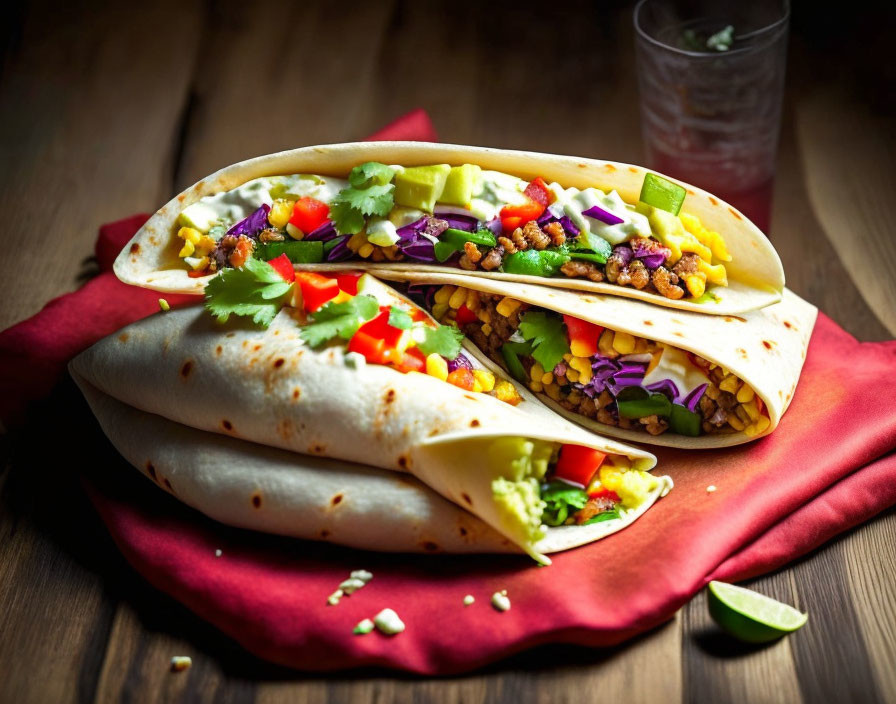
[337,183,394,216]
[388,306,413,330]
[299,294,380,348]
[541,481,589,526]
[417,324,464,359]
[329,200,366,235]
[204,258,294,328]
[517,311,570,373]
[349,161,395,189]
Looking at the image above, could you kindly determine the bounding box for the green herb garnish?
[349,161,395,189]
[517,311,570,373]
[299,295,380,348]
[541,481,588,526]
[417,324,464,359]
[388,306,413,330]
[331,162,396,235]
[204,258,294,327]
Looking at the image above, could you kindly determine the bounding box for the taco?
[114,142,784,315]
[74,377,671,557]
[373,271,816,448]
[69,272,668,563]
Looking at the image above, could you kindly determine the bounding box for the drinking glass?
[634,0,789,233]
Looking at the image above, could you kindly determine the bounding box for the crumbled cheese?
[373,608,405,635]
[463,595,475,606]
[170,656,192,672]
[707,485,717,493]
[214,549,222,557]
[353,618,375,635]
[327,589,344,606]
[491,590,511,612]
[339,578,367,594]
[351,569,373,583]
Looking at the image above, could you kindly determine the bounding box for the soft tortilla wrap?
[69,289,664,562]
[114,141,784,315]
[73,376,669,556]
[371,270,817,449]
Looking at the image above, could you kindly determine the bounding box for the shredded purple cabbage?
[645,379,680,401]
[483,217,502,235]
[582,204,624,226]
[433,212,478,232]
[405,283,439,309]
[226,204,271,238]
[575,354,649,399]
[631,239,671,270]
[446,354,473,373]
[612,244,634,265]
[325,236,353,262]
[683,383,708,412]
[304,221,339,242]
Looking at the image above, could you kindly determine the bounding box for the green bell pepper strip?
[669,403,702,436]
[502,249,570,277]
[583,509,621,524]
[255,240,325,263]
[616,386,673,419]
[434,240,458,263]
[638,173,686,216]
[500,341,532,383]
[434,228,498,263]
[569,250,609,265]
[572,232,613,261]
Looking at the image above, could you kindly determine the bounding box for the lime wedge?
[707,581,808,643]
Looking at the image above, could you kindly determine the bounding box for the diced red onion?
[559,216,580,236]
[612,245,634,265]
[582,204,624,226]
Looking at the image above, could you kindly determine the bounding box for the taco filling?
[414,285,770,438]
[175,162,730,301]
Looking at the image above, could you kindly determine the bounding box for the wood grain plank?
[0,0,203,329]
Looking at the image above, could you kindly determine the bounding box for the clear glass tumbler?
[634,0,789,233]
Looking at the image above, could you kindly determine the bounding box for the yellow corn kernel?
[530,362,545,381]
[189,256,209,271]
[598,329,615,356]
[477,308,491,323]
[735,406,751,423]
[358,242,375,258]
[448,287,468,310]
[727,414,746,431]
[612,331,636,355]
[719,375,740,394]
[529,381,544,393]
[496,297,521,317]
[578,366,593,384]
[347,231,367,251]
[697,259,728,286]
[286,223,305,240]
[425,353,449,381]
[678,237,713,263]
[566,369,580,383]
[736,384,755,404]
[544,383,561,401]
[754,414,771,433]
[177,226,201,244]
[569,339,594,358]
[634,338,649,354]
[195,236,216,256]
[680,212,731,262]
[465,289,481,311]
[481,323,493,336]
[473,370,495,392]
[541,371,555,385]
[743,400,760,421]
[494,380,522,406]
[683,273,706,298]
[268,199,294,229]
[743,423,759,437]
[569,357,590,374]
[431,302,449,321]
[562,353,573,362]
[471,379,483,393]
[178,240,195,257]
[434,286,455,304]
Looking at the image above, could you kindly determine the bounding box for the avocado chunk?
[439,164,482,207]
[393,164,451,212]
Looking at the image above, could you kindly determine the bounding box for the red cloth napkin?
[3,110,895,673]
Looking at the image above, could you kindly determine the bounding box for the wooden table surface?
[2,1,894,702]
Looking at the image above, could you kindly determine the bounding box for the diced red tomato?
[295,272,339,312]
[396,346,426,373]
[410,308,429,323]
[554,444,607,487]
[587,487,621,503]
[454,304,478,326]
[289,197,330,236]
[500,215,523,233]
[523,177,553,207]
[446,368,476,391]
[499,198,545,233]
[347,330,387,364]
[562,315,603,358]
[335,272,361,295]
[188,269,210,278]
[266,254,295,283]
[356,307,404,348]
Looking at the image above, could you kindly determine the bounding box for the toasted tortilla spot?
[251,492,262,508]
[779,389,784,399]
[784,321,794,330]
[462,492,473,506]
[643,320,654,326]
[762,340,775,350]
[180,360,194,379]
[118,333,129,343]
[398,454,410,469]
[421,541,440,552]
[728,207,742,220]
[604,164,616,171]
[470,419,480,427]
[428,428,440,437]
[310,444,325,454]
[226,332,236,338]
[459,527,468,537]
[709,196,718,206]
[292,387,301,401]
[737,348,748,359]
[177,194,186,202]
[330,493,343,506]
[222,419,234,432]
[273,357,285,368]
[253,344,262,352]
[687,189,696,196]
[146,462,157,481]
[163,478,173,492]
[673,331,684,337]
[195,181,205,191]
[129,242,140,254]
[628,166,638,173]
[215,345,223,356]
[242,340,249,348]
[384,389,396,404]
[464,394,478,401]
[724,316,747,323]
[320,529,331,538]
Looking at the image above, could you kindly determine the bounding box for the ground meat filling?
[433,287,768,437]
